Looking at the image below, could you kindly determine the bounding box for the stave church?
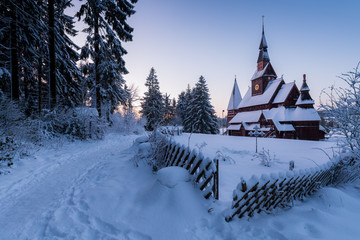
[226,21,325,140]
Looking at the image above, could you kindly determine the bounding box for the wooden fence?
[162,141,219,200]
[153,133,359,220]
[225,158,358,221]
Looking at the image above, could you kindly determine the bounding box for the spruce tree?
[183,85,195,132]
[141,68,163,131]
[76,0,137,118]
[54,0,82,107]
[163,93,173,125]
[176,91,186,123]
[186,76,219,134]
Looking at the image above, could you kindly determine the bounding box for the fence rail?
[162,141,219,200]
[225,158,358,221]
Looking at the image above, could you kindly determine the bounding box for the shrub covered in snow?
[252,148,278,167]
[0,136,16,169]
[40,107,105,140]
[321,62,360,159]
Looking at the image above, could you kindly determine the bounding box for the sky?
[69,0,360,117]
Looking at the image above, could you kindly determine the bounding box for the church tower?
[251,16,277,96]
[296,74,315,108]
[226,76,242,125]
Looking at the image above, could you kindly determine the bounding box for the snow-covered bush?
[320,62,360,159]
[0,96,38,170]
[330,153,360,186]
[148,130,170,171]
[108,112,144,135]
[252,148,278,167]
[40,107,105,140]
[131,130,169,171]
[195,141,207,153]
[215,150,235,164]
[0,136,16,169]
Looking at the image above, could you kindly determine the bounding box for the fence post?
[213,159,219,200]
[289,161,295,171]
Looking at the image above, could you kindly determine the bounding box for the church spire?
[257,16,270,70]
[296,74,315,107]
[227,76,242,110]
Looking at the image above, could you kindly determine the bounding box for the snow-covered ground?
[1,133,359,240]
[173,133,341,201]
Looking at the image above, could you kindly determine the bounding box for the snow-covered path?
[0,134,211,240]
[0,134,153,239]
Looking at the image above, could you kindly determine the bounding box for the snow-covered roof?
[296,98,315,106]
[238,78,283,109]
[251,63,269,80]
[227,124,241,130]
[272,82,295,104]
[243,123,260,131]
[227,79,242,110]
[229,110,263,124]
[273,120,295,132]
[263,106,321,122]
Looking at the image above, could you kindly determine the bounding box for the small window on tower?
[268,76,271,80]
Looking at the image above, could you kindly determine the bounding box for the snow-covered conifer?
[184,76,219,134]
[141,68,163,131]
[176,91,186,123]
[76,0,137,118]
[182,85,195,132]
[163,93,175,125]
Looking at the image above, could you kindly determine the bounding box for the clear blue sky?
[70,0,360,116]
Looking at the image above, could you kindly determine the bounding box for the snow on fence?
[162,141,219,200]
[225,158,359,221]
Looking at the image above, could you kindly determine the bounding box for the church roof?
[262,106,321,122]
[227,78,242,110]
[272,82,296,104]
[229,110,262,124]
[238,78,283,109]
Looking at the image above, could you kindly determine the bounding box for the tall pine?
[182,85,194,132]
[185,76,219,134]
[76,0,137,119]
[141,68,163,131]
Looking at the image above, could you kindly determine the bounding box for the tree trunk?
[10,1,19,100]
[48,0,56,109]
[94,13,101,117]
[38,57,42,115]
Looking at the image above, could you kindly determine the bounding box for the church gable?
[272,82,299,107]
[238,78,283,109]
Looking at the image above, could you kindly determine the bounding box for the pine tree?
[185,76,219,134]
[176,91,186,123]
[163,93,173,125]
[141,68,163,131]
[55,0,83,107]
[0,0,81,113]
[76,0,137,119]
[182,85,195,132]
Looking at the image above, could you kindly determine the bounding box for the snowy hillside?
[0,133,359,240]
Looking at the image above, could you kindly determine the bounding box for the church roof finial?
[262,15,264,33]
